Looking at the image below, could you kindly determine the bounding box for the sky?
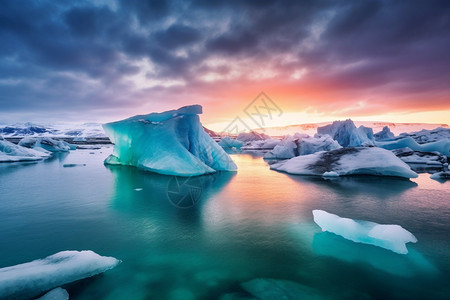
[0,0,449,131]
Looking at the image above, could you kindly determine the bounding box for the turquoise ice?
[103,105,237,176]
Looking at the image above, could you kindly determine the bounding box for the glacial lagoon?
[0,148,449,299]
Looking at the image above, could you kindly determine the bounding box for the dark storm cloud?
[0,0,449,122]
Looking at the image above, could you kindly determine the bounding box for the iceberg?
[236,131,270,143]
[0,137,51,162]
[270,147,418,178]
[376,137,450,157]
[264,136,297,159]
[313,210,417,254]
[298,135,342,156]
[399,127,450,144]
[391,147,447,170]
[103,105,237,176]
[0,250,120,299]
[264,134,341,159]
[218,136,244,149]
[18,137,72,152]
[317,119,374,147]
[430,171,450,180]
[374,126,395,141]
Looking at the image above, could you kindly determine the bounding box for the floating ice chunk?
[0,138,51,162]
[322,171,339,177]
[374,126,395,141]
[298,135,342,155]
[218,136,244,149]
[18,137,71,152]
[0,250,120,299]
[103,105,237,176]
[242,278,319,300]
[399,127,450,144]
[430,171,450,180]
[312,210,417,254]
[317,119,374,147]
[377,137,450,157]
[36,287,69,300]
[271,147,418,178]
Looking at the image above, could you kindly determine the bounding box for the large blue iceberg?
[103,105,237,176]
[313,210,417,254]
[317,119,374,147]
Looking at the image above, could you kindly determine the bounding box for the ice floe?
[377,137,450,157]
[0,137,51,162]
[0,250,120,299]
[18,137,73,152]
[313,210,417,254]
[271,147,418,178]
[374,126,395,141]
[317,119,374,147]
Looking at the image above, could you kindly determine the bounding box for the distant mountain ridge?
[254,121,449,137]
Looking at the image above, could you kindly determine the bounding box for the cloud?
[0,0,449,124]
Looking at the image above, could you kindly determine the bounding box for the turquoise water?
[0,148,449,299]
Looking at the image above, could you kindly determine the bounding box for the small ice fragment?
[312,210,417,254]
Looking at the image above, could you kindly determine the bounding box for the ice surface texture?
[374,126,396,141]
[377,137,450,157]
[317,119,374,147]
[313,210,417,254]
[0,138,50,162]
[271,147,418,178]
[103,105,237,176]
[0,250,119,299]
[19,137,73,152]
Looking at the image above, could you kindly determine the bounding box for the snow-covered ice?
[298,135,342,155]
[374,126,395,141]
[322,171,339,177]
[313,210,417,254]
[317,119,374,147]
[391,147,448,165]
[264,134,341,159]
[0,122,107,138]
[35,287,69,300]
[376,137,450,157]
[430,171,450,180]
[103,105,237,176]
[0,250,120,299]
[271,147,418,178]
[264,136,297,159]
[399,127,450,144]
[0,137,51,162]
[19,137,72,152]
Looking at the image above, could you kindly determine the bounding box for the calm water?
[0,148,449,299]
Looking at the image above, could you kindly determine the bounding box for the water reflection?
[312,231,438,277]
[285,174,418,199]
[106,165,235,215]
